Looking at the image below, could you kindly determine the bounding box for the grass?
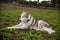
[0,8,60,40]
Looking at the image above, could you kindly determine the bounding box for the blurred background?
[0,0,60,9]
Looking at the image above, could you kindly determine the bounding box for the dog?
[7,11,55,34]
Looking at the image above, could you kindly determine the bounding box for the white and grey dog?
[7,11,55,34]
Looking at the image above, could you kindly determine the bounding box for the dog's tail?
[48,29,55,34]
[43,27,55,34]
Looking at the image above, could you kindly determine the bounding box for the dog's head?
[20,11,31,22]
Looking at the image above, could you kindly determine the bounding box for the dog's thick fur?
[7,11,55,34]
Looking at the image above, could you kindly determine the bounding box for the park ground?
[0,3,60,40]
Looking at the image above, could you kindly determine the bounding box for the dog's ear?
[27,12,31,19]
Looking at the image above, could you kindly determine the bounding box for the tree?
[37,0,39,7]
[37,0,39,4]
[51,0,60,9]
[51,0,56,7]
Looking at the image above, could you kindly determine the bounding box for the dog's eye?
[25,16,28,18]
[22,16,24,18]
[22,16,28,18]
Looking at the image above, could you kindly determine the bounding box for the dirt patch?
[0,3,49,11]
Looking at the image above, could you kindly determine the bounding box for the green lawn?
[0,8,60,40]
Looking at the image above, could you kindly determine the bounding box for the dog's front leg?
[7,22,28,29]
